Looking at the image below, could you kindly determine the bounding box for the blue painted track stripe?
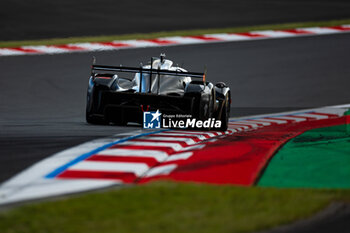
[45,129,168,179]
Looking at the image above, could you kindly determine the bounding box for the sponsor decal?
[143,110,221,129]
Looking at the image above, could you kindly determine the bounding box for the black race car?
[86,54,231,130]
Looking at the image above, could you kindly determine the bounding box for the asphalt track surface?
[1,0,350,41]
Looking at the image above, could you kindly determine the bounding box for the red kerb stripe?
[50,45,86,50]
[161,131,212,139]
[186,36,222,41]
[131,139,189,147]
[265,117,296,123]
[142,39,177,45]
[110,145,174,154]
[96,42,132,47]
[325,26,350,31]
[246,120,277,126]
[280,29,313,34]
[230,32,266,38]
[147,134,202,142]
[86,155,158,166]
[10,47,42,53]
[57,170,137,183]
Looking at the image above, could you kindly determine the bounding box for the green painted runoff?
[258,123,350,188]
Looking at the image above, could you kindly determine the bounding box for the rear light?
[96,76,112,80]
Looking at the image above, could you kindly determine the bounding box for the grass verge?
[0,181,349,233]
[1,18,350,48]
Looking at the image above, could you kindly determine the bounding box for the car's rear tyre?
[86,112,108,125]
[219,94,230,131]
[111,117,127,126]
[199,90,215,120]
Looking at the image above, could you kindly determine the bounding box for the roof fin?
[160,53,166,63]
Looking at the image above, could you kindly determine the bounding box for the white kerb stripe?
[68,161,149,176]
[302,27,340,34]
[314,108,345,116]
[118,40,158,47]
[205,33,253,41]
[295,113,329,120]
[22,46,67,54]
[226,128,238,133]
[228,124,249,130]
[72,43,116,50]
[251,118,287,124]
[145,164,177,177]
[229,122,259,128]
[238,120,271,126]
[156,132,207,140]
[167,152,193,161]
[97,149,168,161]
[213,131,224,135]
[268,116,306,122]
[179,144,206,151]
[0,49,26,55]
[169,130,216,137]
[228,129,236,133]
[139,137,196,145]
[161,36,207,44]
[252,30,295,38]
[119,141,184,151]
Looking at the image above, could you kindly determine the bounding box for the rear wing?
[92,65,205,79]
[91,64,206,93]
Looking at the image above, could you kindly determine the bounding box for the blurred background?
[1,0,349,40]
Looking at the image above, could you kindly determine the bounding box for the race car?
[86,54,231,130]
